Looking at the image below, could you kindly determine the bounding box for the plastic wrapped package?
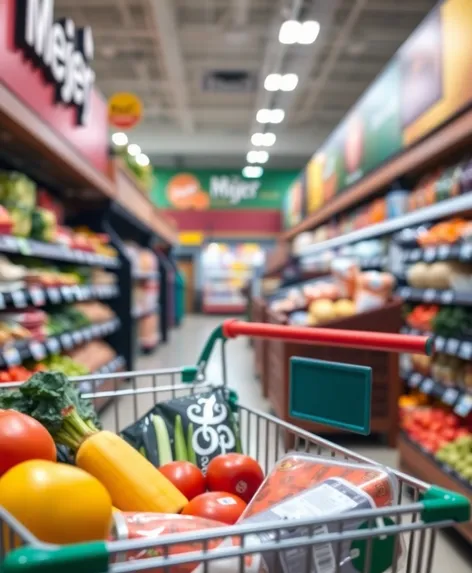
[238,454,405,573]
[110,512,265,573]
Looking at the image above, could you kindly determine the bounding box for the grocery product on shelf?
[436,435,472,482]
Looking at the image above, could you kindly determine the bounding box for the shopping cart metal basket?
[0,320,470,573]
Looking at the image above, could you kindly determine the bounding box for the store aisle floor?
[105,315,471,572]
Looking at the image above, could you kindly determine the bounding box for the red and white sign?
[0,0,109,175]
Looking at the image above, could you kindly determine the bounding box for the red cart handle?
[222,320,432,355]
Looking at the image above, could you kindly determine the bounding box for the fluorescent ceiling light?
[264,73,282,91]
[112,132,128,146]
[256,108,285,124]
[127,143,141,156]
[251,133,276,147]
[280,73,298,91]
[246,150,269,164]
[264,73,298,92]
[242,166,264,178]
[279,20,299,44]
[136,153,150,167]
[300,21,320,44]
[279,20,320,45]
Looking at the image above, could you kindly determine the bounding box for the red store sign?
[0,0,109,175]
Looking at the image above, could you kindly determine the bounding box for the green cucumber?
[174,415,188,461]
[187,422,197,465]
[152,415,173,466]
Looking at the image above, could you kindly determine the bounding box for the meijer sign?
[15,0,95,125]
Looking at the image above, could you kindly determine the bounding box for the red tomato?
[159,461,206,500]
[0,410,56,476]
[182,492,246,524]
[206,454,264,503]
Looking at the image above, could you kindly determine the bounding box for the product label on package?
[242,478,398,573]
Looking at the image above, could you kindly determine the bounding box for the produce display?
[400,406,470,455]
[406,260,472,292]
[270,260,395,327]
[436,435,472,482]
[408,351,472,389]
[405,304,472,338]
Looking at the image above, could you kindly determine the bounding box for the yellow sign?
[108,92,143,130]
[179,232,204,246]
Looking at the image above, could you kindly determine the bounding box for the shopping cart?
[0,320,470,573]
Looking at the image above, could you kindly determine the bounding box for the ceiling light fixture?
[111,132,128,146]
[136,153,150,167]
[279,20,320,45]
[127,143,141,157]
[251,133,276,147]
[246,150,269,164]
[242,166,264,178]
[256,108,285,124]
[264,73,298,92]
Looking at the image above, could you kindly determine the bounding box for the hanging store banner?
[305,0,472,221]
[108,92,143,130]
[152,169,298,211]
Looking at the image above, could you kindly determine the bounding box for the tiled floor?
[104,315,471,572]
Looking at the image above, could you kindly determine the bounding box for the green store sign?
[152,169,298,211]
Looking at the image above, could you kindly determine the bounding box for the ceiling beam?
[147,0,194,133]
[298,0,368,122]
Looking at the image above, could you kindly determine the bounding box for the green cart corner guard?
[289,357,372,435]
[1,541,109,573]
[420,486,471,524]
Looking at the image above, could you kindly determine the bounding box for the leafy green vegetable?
[0,371,100,450]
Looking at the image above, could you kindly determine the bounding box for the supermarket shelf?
[282,109,472,241]
[0,318,121,368]
[94,355,126,375]
[297,193,472,257]
[396,286,469,306]
[402,243,472,264]
[0,235,120,269]
[401,369,472,417]
[132,305,159,320]
[0,284,118,309]
[401,325,472,360]
[399,433,472,543]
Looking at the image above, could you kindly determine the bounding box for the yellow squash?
[76,431,188,513]
[0,460,112,545]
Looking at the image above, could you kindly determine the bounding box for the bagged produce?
[121,389,242,474]
[110,512,265,573]
[241,454,399,519]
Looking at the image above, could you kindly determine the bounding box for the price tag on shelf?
[16,238,32,256]
[61,333,73,349]
[29,287,45,306]
[48,288,61,304]
[61,286,74,301]
[440,290,454,305]
[437,245,450,260]
[460,243,472,260]
[72,331,82,345]
[410,249,421,262]
[83,328,92,341]
[420,378,434,394]
[46,337,60,354]
[454,394,472,418]
[459,341,472,360]
[442,387,459,406]
[29,341,46,361]
[400,287,411,299]
[72,285,82,300]
[434,336,446,352]
[3,347,20,367]
[11,290,27,308]
[409,372,422,388]
[424,248,436,262]
[446,338,460,355]
[423,289,436,302]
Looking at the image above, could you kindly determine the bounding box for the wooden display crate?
[265,298,403,447]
